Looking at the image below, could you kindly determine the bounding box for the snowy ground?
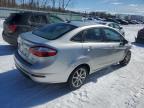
[0,19,144,108]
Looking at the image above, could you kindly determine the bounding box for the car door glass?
[29,15,35,23]
[71,32,83,42]
[29,15,41,24]
[84,28,103,42]
[40,15,47,24]
[113,23,120,29]
[30,15,47,25]
[49,16,63,23]
[103,28,121,42]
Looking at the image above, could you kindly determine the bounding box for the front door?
[101,28,126,63]
[82,28,115,72]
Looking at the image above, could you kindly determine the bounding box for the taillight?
[29,46,57,57]
[8,24,17,33]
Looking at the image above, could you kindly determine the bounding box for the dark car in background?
[135,28,144,43]
[105,18,120,24]
[115,18,129,25]
[2,12,64,46]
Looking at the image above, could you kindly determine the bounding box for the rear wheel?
[119,50,131,66]
[68,66,88,90]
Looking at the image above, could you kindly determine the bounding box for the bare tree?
[0,0,74,12]
[42,0,50,9]
[12,0,16,6]
[51,0,56,8]
[61,0,71,9]
[0,0,16,7]
[64,0,71,9]
[21,0,25,8]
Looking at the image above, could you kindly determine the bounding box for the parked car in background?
[97,22,125,36]
[135,28,144,43]
[105,18,120,24]
[2,12,64,46]
[94,17,106,21]
[115,18,129,25]
[14,21,131,90]
[132,20,142,24]
[125,20,136,24]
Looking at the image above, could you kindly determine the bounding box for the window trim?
[71,27,105,43]
[71,27,125,43]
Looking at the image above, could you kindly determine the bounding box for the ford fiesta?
[14,21,131,90]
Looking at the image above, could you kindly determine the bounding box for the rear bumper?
[2,31,18,46]
[14,51,68,83]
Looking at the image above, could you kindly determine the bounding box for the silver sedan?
[14,21,131,90]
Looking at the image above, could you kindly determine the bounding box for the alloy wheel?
[71,68,87,88]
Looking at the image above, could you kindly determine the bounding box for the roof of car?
[11,11,50,15]
[67,20,106,27]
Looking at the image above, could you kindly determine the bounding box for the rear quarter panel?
[49,41,91,80]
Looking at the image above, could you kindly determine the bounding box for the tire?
[119,50,131,66]
[68,66,88,90]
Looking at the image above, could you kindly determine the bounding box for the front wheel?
[68,66,88,90]
[119,50,131,66]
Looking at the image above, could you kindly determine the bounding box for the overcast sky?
[68,0,144,15]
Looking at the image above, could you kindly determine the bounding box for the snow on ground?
[0,19,144,108]
[123,24,143,42]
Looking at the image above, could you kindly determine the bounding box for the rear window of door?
[83,28,103,42]
[102,28,121,42]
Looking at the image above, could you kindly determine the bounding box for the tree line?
[89,12,116,19]
[0,0,116,18]
[0,0,73,12]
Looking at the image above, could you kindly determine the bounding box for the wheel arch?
[67,63,90,82]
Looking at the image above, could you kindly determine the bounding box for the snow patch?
[0,19,144,108]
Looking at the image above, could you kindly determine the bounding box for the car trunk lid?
[18,32,54,64]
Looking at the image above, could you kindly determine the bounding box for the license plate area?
[18,39,36,64]
[19,43,29,57]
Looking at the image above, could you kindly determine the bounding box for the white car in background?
[98,22,125,36]
[81,18,125,36]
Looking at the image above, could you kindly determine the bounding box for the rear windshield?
[6,13,23,24]
[32,23,77,40]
